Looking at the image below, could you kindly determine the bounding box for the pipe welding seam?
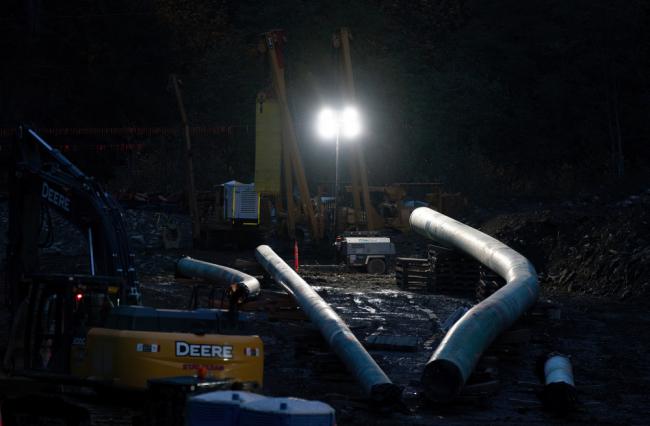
[409,207,539,402]
[255,245,401,404]
[176,256,261,300]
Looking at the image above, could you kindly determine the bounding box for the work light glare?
[341,106,361,138]
[317,108,338,139]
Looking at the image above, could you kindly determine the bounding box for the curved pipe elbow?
[176,256,261,300]
[410,207,539,402]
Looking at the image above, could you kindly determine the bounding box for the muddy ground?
[0,194,649,425]
[136,260,650,426]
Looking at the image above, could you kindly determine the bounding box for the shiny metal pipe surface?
[545,354,574,386]
[176,256,261,300]
[542,354,577,413]
[255,245,400,403]
[410,207,539,402]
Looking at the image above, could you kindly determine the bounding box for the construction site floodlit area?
[2,3,650,425]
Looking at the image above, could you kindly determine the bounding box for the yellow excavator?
[3,127,263,391]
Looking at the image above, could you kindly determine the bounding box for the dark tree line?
[2,0,649,199]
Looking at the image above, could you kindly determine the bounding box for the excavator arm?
[2,127,263,392]
[5,126,140,311]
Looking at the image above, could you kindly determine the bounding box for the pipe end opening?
[369,383,403,408]
[422,359,464,403]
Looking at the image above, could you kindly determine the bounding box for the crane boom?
[337,27,383,231]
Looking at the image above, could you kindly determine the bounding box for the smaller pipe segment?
[544,354,574,387]
[176,256,260,301]
[542,354,577,413]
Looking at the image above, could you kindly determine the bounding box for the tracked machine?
[2,128,264,395]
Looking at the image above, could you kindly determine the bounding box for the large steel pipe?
[176,256,261,300]
[410,207,539,402]
[255,245,401,403]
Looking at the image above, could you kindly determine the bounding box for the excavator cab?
[17,273,119,375]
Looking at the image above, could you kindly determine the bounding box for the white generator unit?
[338,236,396,274]
[223,180,259,225]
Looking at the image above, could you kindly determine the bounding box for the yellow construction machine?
[3,128,264,392]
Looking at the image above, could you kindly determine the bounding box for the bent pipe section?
[255,245,401,403]
[410,207,539,402]
[176,256,261,300]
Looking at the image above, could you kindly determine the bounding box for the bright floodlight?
[317,106,362,140]
[317,108,338,139]
[341,106,361,138]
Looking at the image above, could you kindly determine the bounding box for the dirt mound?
[480,190,650,299]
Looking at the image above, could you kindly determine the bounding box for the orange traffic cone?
[293,240,299,271]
